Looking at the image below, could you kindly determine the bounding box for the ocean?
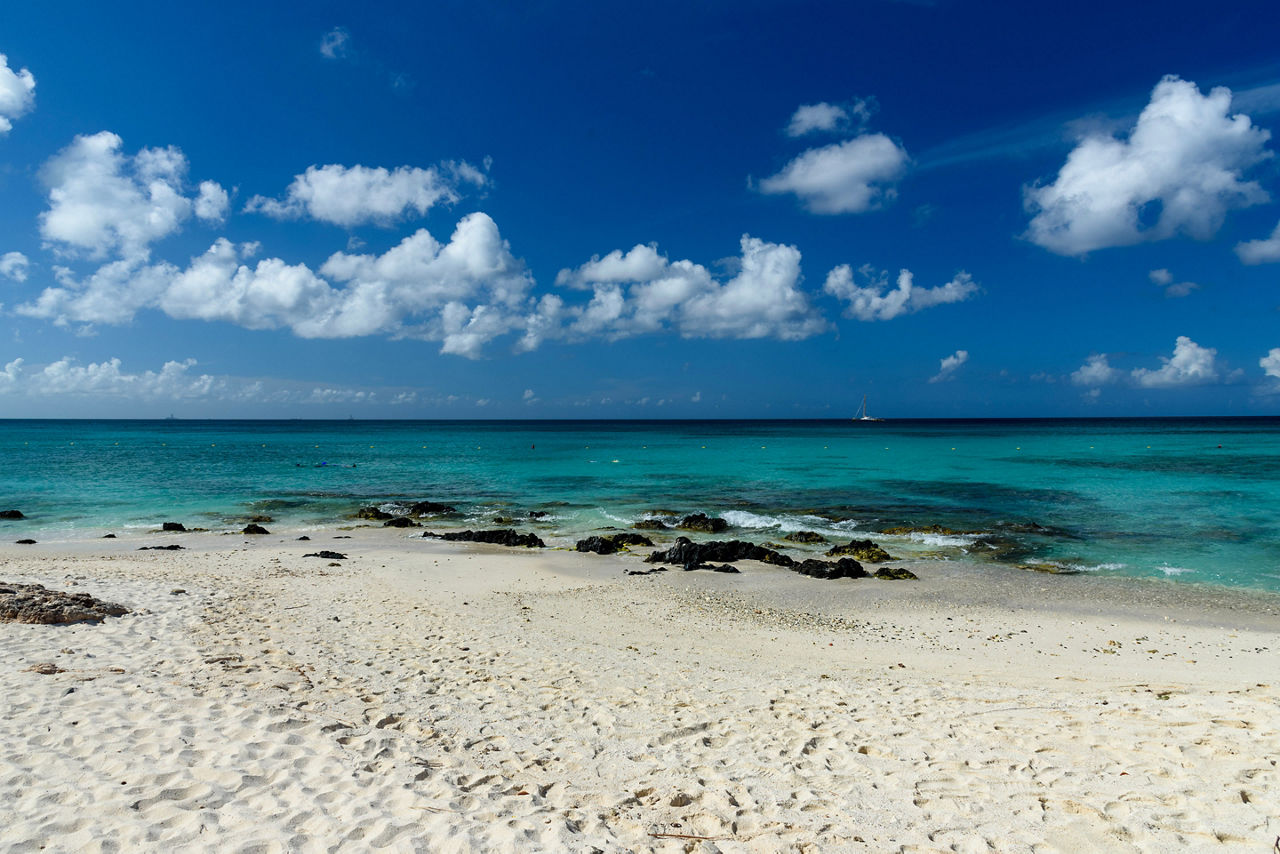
[2,418,1278,593]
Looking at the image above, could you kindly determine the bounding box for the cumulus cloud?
[319,27,351,60]
[1236,219,1280,264]
[194,181,230,223]
[0,251,29,281]
[930,350,968,383]
[1148,268,1198,297]
[1025,75,1272,256]
[18,212,534,358]
[244,162,487,227]
[38,132,218,261]
[0,356,216,399]
[1132,336,1219,387]
[758,134,909,214]
[0,53,36,134]
[824,265,978,321]
[1261,348,1280,378]
[555,236,828,342]
[1071,353,1117,386]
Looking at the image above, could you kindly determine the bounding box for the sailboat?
[854,395,883,422]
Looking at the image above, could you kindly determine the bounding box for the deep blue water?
[2,418,1278,592]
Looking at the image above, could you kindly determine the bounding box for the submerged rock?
[880,524,978,536]
[873,566,919,580]
[161,522,187,532]
[782,530,827,544]
[645,537,794,571]
[248,515,274,524]
[242,523,270,535]
[826,539,894,562]
[0,510,25,520]
[354,506,393,521]
[0,582,129,624]
[425,529,545,549]
[528,511,549,519]
[676,513,729,534]
[575,533,654,555]
[1016,562,1082,575]
[304,550,347,560]
[492,515,515,525]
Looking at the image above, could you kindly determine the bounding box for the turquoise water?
[2,418,1278,592]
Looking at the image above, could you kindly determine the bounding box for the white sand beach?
[2,529,1278,852]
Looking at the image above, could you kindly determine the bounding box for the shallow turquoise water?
[2,418,1278,592]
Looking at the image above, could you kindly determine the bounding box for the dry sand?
[1,529,1278,852]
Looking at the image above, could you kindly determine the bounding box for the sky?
[2,0,1280,419]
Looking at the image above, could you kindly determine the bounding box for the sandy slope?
[1,530,1278,852]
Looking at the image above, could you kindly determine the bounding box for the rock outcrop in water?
[782,530,827,544]
[0,582,129,624]
[0,510,24,520]
[575,533,654,555]
[355,506,393,521]
[675,513,729,534]
[645,537,795,570]
[408,501,457,516]
[423,529,545,549]
[825,539,894,562]
[633,519,669,531]
[161,522,187,532]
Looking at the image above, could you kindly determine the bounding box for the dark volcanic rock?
[407,501,456,516]
[793,557,868,580]
[0,510,24,520]
[383,517,418,528]
[242,523,270,535]
[102,533,117,539]
[676,513,729,534]
[296,535,311,541]
[161,522,187,532]
[528,511,549,519]
[304,550,347,560]
[492,516,515,525]
[138,544,185,550]
[633,519,669,531]
[782,530,827,544]
[0,582,129,624]
[15,539,36,545]
[429,529,545,548]
[355,506,393,521]
[825,539,894,562]
[645,537,794,571]
[879,524,977,536]
[248,515,274,524]
[874,566,919,580]
[575,533,654,555]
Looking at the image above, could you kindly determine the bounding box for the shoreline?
[2,528,1279,849]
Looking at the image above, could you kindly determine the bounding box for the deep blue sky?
[2,0,1280,417]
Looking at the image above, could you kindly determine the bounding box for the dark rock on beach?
[15,539,36,545]
[424,529,546,549]
[633,519,669,531]
[575,533,654,555]
[826,539,894,562]
[782,530,827,544]
[793,557,868,580]
[645,537,794,571]
[874,566,919,580]
[296,535,311,541]
[383,517,418,528]
[161,522,187,532]
[139,544,185,551]
[0,509,24,520]
[676,513,729,534]
[102,533,117,539]
[304,550,347,560]
[242,523,270,535]
[355,506,393,521]
[0,582,129,624]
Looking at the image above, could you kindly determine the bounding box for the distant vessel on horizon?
[854,395,883,422]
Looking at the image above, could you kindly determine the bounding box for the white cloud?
[8,356,217,399]
[1071,353,1117,386]
[824,265,978,321]
[319,27,351,60]
[194,181,230,223]
[1260,348,1280,378]
[786,103,848,137]
[555,236,828,342]
[758,134,909,214]
[930,350,968,383]
[19,212,535,358]
[244,162,487,227]
[1025,75,1272,256]
[38,132,212,261]
[1236,219,1280,264]
[1132,336,1219,387]
[0,53,36,134]
[1148,268,1198,297]
[0,357,22,387]
[0,251,29,281]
